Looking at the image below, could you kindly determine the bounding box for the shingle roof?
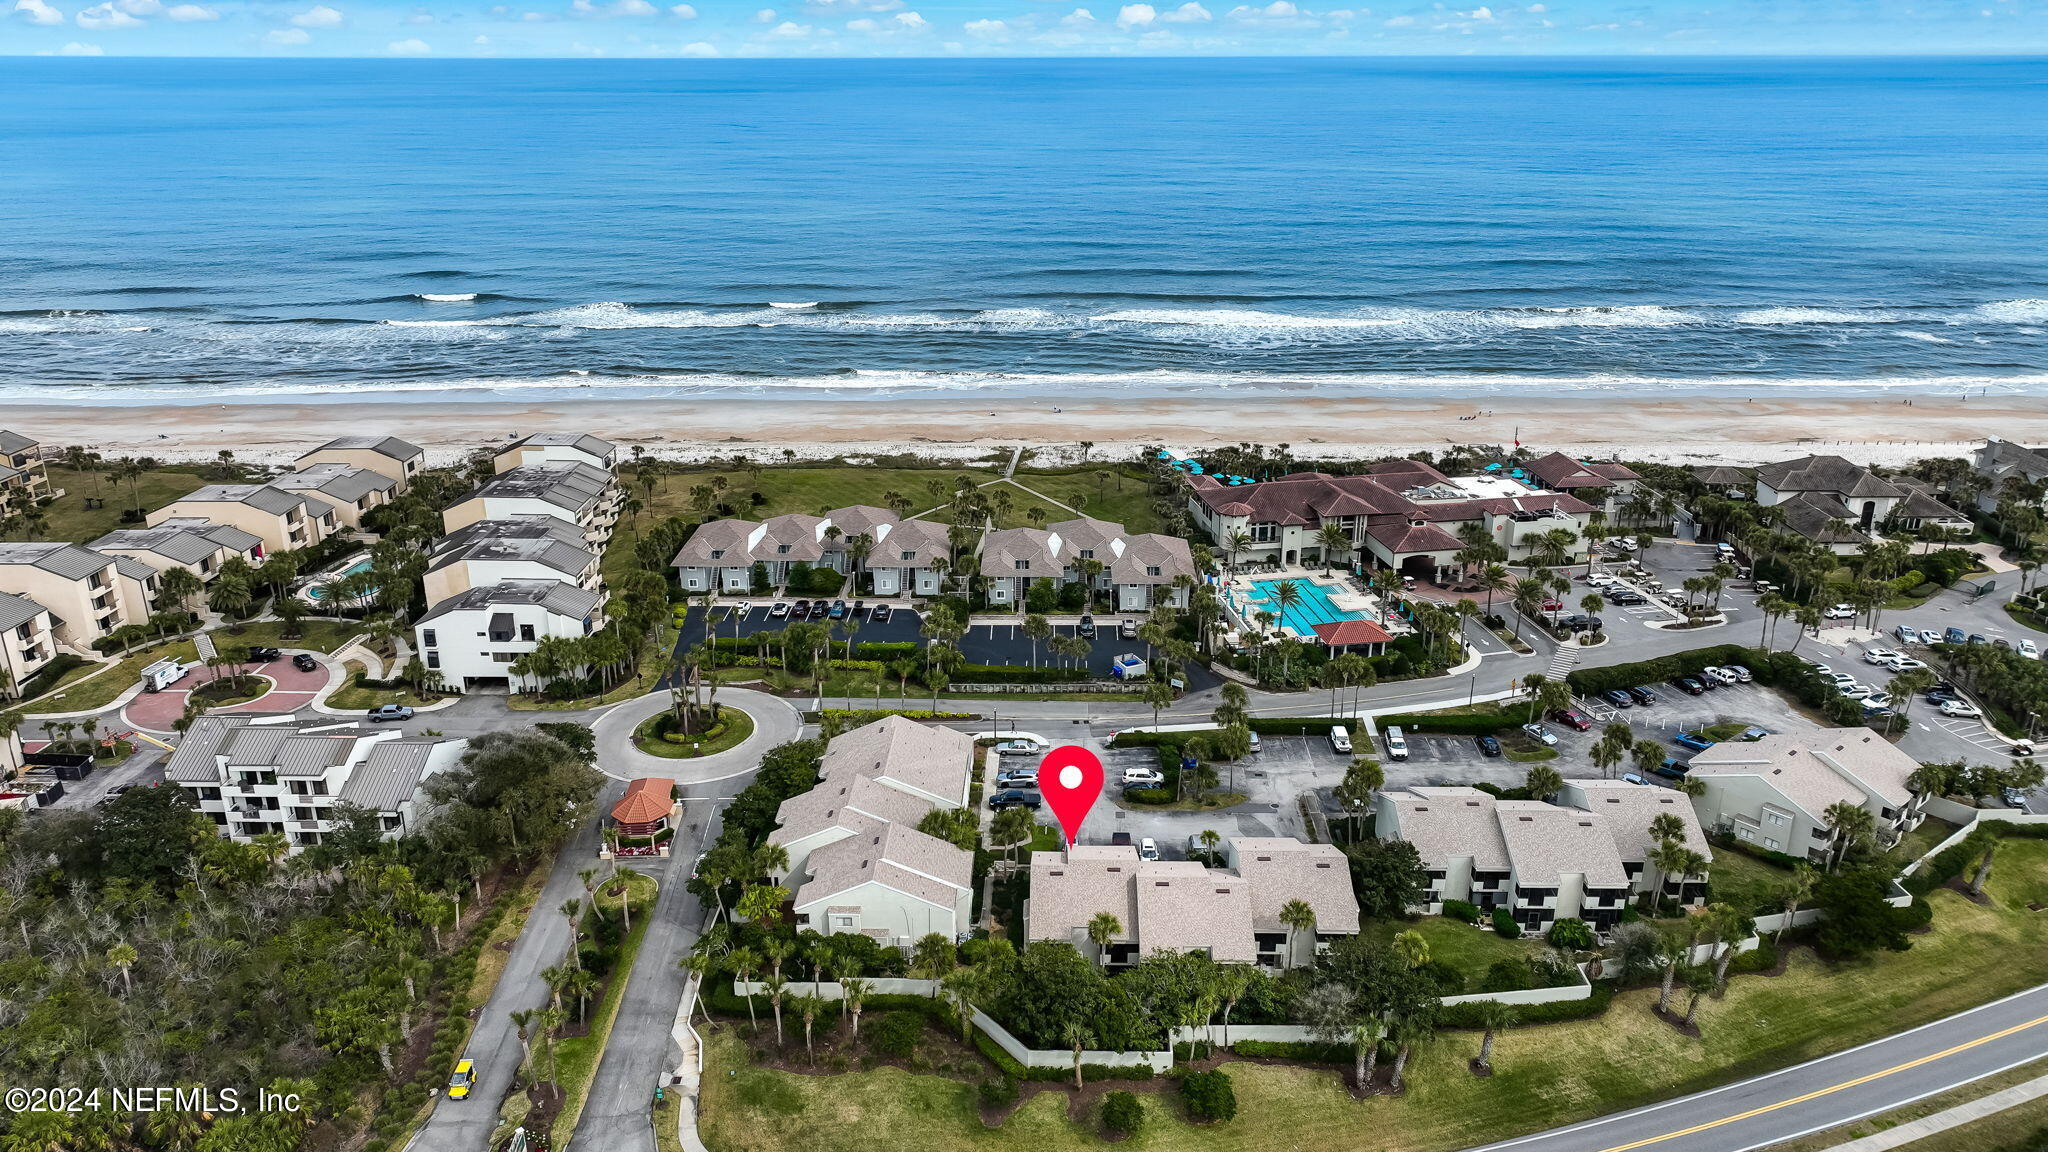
[1688,731,1919,815]
[1692,465,1754,487]
[815,715,974,807]
[980,527,1061,578]
[1132,860,1256,963]
[871,519,949,568]
[670,519,759,567]
[305,435,425,463]
[1027,846,1141,947]
[1044,518,1198,584]
[0,591,49,633]
[0,431,36,456]
[415,579,603,625]
[1755,455,1904,501]
[1564,780,1713,867]
[751,514,826,563]
[793,820,971,911]
[1776,492,1871,545]
[0,542,115,581]
[823,505,897,540]
[1494,800,1631,891]
[1229,838,1360,935]
[1384,787,1511,872]
[773,773,935,848]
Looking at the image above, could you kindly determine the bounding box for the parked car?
[292,653,319,672]
[1329,726,1352,754]
[1863,647,1899,666]
[1824,603,1856,619]
[1939,699,1983,718]
[1926,688,1960,705]
[1138,837,1160,861]
[828,600,848,619]
[769,601,792,619]
[732,601,755,617]
[791,599,810,616]
[1674,731,1715,752]
[1969,634,1991,646]
[1608,590,1647,606]
[1119,619,1139,640]
[2003,787,2031,809]
[1670,676,1705,695]
[2023,639,2041,659]
[996,771,1039,790]
[1825,671,1858,689]
[1599,689,1634,709]
[1383,725,1410,759]
[1549,708,1592,731]
[367,704,415,723]
[1621,773,1650,786]
[1650,758,1689,781]
[247,646,282,663]
[1838,684,1876,701]
[1121,767,1164,787]
[1917,628,1942,645]
[1893,623,1921,643]
[1247,731,1263,754]
[1541,597,1564,612]
[1995,637,2013,650]
[1881,655,1929,673]
[1559,614,1605,632]
[1739,725,1771,741]
[1475,735,1503,757]
[850,599,866,618]
[1706,666,1741,685]
[808,601,831,620]
[989,789,1042,810]
[1626,685,1659,706]
[1077,614,1096,638]
[1521,723,1556,746]
[1862,691,1894,711]
[995,739,1039,756]
[871,604,892,623]
[1110,832,1134,847]
[1944,626,1968,644]
[1725,664,1754,682]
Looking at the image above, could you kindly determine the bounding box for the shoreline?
[11,393,2044,469]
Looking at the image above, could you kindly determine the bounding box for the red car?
[1549,707,1592,732]
[1541,598,1563,612]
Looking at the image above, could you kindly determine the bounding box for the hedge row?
[1564,643,1766,698]
[1374,710,1520,736]
[951,664,1092,684]
[1110,718,1353,748]
[1438,984,1614,1028]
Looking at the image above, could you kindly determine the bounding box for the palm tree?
[106,941,137,997]
[761,938,792,1047]
[1473,1001,1513,1073]
[1392,929,1430,970]
[1316,524,1352,574]
[839,971,874,1042]
[1086,911,1122,967]
[1279,898,1317,969]
[1523,763,1564,803]
[1225,529,1254,572]
[1776,864,1816,943]
[726,945,761,1031]
[1823,800,1876,871]
[911,933,955,994]
[1064,1020,1093,1090]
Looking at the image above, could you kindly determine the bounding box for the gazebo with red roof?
[612,777,677,838]
[1311,619,1393,656]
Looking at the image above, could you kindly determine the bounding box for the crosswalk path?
[1546,642,1580,680]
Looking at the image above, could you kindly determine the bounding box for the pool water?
[308,559,375,600]
[1243,578,1367,636]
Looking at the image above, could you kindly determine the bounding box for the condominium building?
[440,463,621,547]
[423,520,601,608]
[147,484,337,555]
[0,430,52,516]
[493,432,618,475]
[671,507,951,596]
[294,435,427,493]
[90,520,265,586]
[0,542,141,648]
[0,592,58,700]
[271,463,399,530]
[1687,732,1929,863]
[413,579,605,693]
[978,517,1199,612]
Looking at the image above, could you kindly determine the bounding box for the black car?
[1926,688,1960,705]
[1558,614,1605,633]
[1600,688,1634,709]
[1626,685,1659,706]
[852,600,866,617]
[1669,676,1705,696]
[870,604,892,623]
[247,646,282,662]
[1077,614,1096,638]
[1475,735,1503,757]
[1608,590,1646,606]
[808,601,832,620]
[791,599,810,616]
[989,789,1042,811]
[292,653,319,672]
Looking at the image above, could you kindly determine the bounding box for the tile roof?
[1311,619,1393,647]
[1364,519,1465,555]
[1687,731,1919,815]
[1755,455,1904,500]
[1229,837,1360,934]
[613,777,676,825]
[1524,451,1639,490]
[0,541,116,581]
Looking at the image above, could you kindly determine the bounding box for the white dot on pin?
[1059,764,1083,790]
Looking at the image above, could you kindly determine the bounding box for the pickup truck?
[367,704,416,723]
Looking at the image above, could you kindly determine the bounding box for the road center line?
[1590,1015,2048,1152]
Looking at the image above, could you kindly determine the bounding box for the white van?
[1383,726,1409,761]
[1329,726,1353,754]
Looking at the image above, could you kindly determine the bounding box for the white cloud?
[962,15,1006,35]
[571,0,659,16]
[752,7,775,18]
[13,0,66,24]
[43,37,100,49]
[1525,2,1542,8]
[75,3,142,27]
[1161,1,1210,20]
[264,25,309,41]
[1059,6,1094,21]
[1225,0,1301,19]
[114,0,159,13]
[1463,4,1491,16]
[846,15,873,27]
[680,37,717,51]
[766,18,811,34]
[387,35,430,51]
[669,3,695,14]
[289,4,340,25]
[473,31,489,40]
[892,10,924,25]
[1114,2,1151,25]
[164,3,216,16]
[1381,12,1410,22]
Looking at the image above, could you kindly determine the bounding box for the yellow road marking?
[1589,1014,2048,1152]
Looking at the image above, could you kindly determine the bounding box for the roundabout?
[592,686,803,784]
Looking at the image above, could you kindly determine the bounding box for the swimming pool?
[308,559,375,601]
[1241,578,1367,636]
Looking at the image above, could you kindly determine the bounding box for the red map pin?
[1038,745,1104,847]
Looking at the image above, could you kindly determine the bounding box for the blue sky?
[5,0,2043,56]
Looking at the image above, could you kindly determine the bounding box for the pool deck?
[1225,569,1403,642]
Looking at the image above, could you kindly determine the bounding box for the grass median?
[700,840,2048,1152]
[551,869,660,1147]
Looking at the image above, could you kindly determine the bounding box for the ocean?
[4,56,2048,406]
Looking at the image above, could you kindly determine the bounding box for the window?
[709,549,725,559]
[899,551,914,561]
[1735,826,1755,843]
[1764,837,1782,851]
[519,623,536,642]
[1079,549,1094,559]
[421,629,438,648]
[1765,811,1788,827]
[1250,523,1279,543]
[1014,559,1029,570]
[492,652,517,663]
[777,544,791,554]
[1147,565,1161,577]
[425,651,441,669]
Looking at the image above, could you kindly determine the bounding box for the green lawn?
[216,618,364,653]
[20,465,211,543]
[633,706,755,758]
[551,870,660,1147]
[995,466,1165,534]
[699,840,2048,1152]
[26,638,199,714]
[1706,848,1796,917]
[1363,916,1546,989]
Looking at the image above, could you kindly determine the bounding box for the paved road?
[411,777,624,1152]
[568,801,725,1152]
[1465,982,2048,1152]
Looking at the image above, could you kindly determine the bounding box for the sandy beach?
[9,392,2044,469]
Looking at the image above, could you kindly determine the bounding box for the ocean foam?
[416,292,478,302]
[1733,307,1895,325]
[1978,299,2048,323]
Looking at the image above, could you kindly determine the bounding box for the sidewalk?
[1829,1071,2048,1151]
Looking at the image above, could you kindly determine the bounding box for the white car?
[2023,640,2041,659]
[1521,723,1557,746]
[1138,837,1160,862]
[1121,767,1165,786]
[1725,664,1754,683]
[1862,691,1894,710]
[1863,648,1899,666]
[1612,536,1638,551]
[1705,666,1740,685]
[1824,603,1856,620]
[1881,655,1929,673]
[1839,683,1877,701]
[995,739,1041,756]
[1940,699,1984,719]
[1825,671,1858,688]
[1586,572,1616,587]
[1919,628,1945,645]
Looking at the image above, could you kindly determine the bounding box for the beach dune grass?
[698,841,2048,1152]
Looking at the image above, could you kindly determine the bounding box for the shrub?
[1491,907,1521,939]
[869,1011,924,1058]
[1373,709,1517,736]
[1480,957,1533,993]
[1546,918,1595,950]
[951,663,1091,684]
[1438,984,1614,1028]
[1229,1039,1347,1063]
[977,1076,1019,1109]
[1178,1068,1237,1122]
[1101,1091,1144,1137]
[1442,899,1480,924]
[1419,958,1467,995]
[1121,787,1174,805]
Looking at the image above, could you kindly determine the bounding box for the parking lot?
[682,603,1220,687]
